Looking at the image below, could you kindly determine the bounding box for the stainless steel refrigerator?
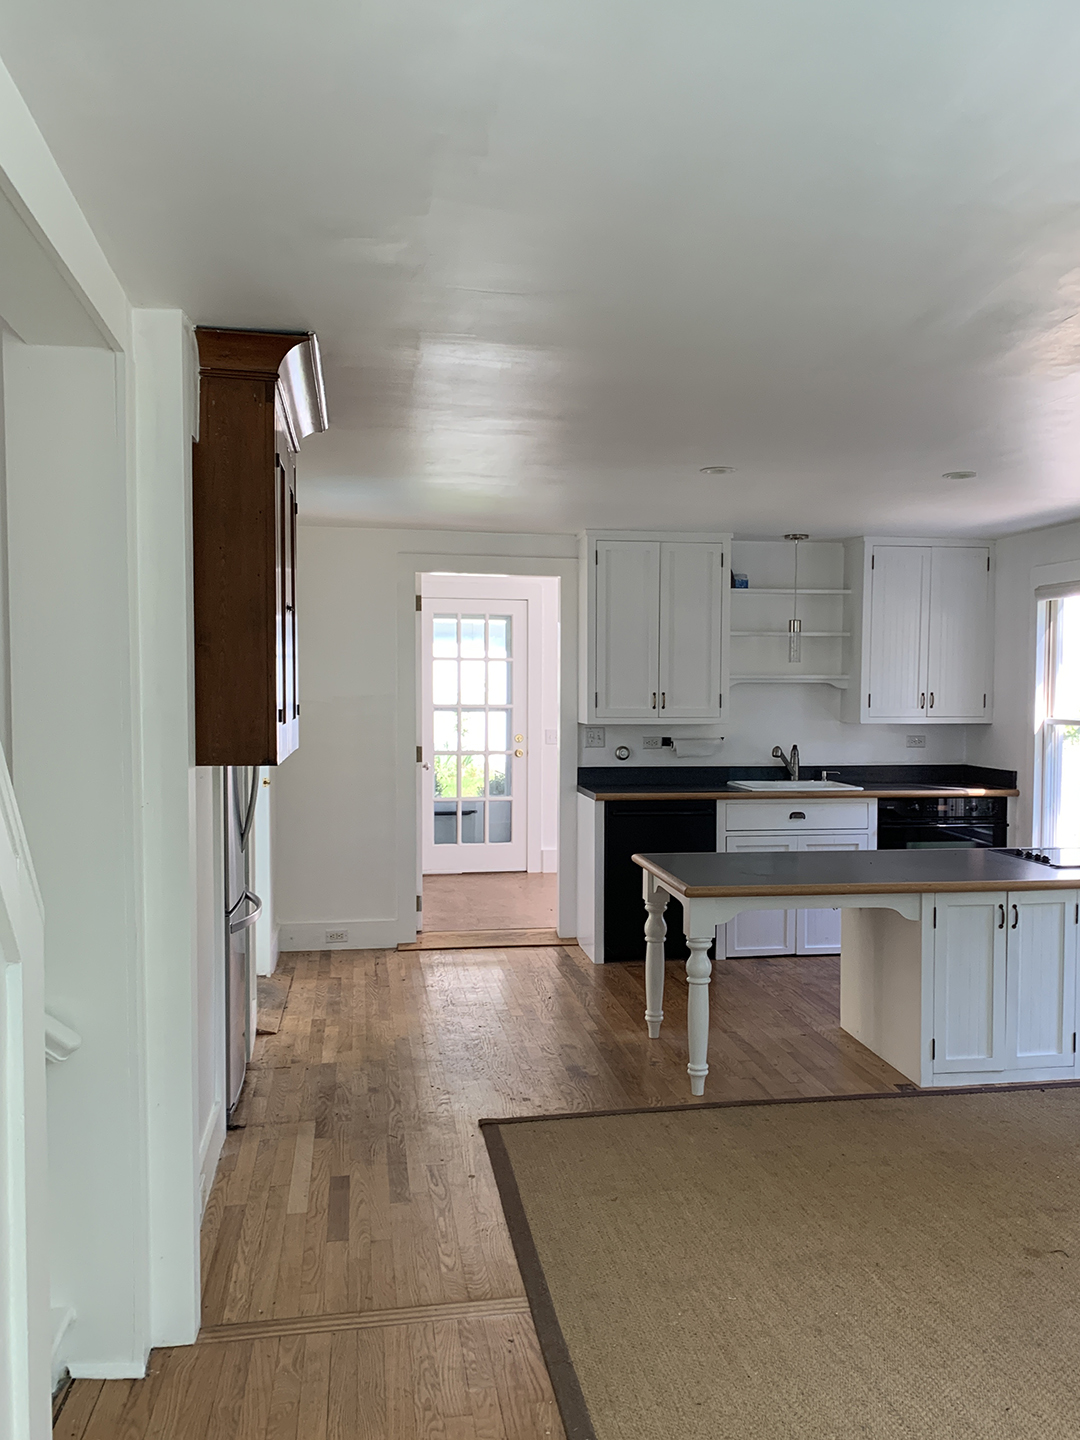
[225,766,262,1115]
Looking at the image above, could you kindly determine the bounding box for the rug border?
[482,1123,599,1440]
[479,1074,1080,1131]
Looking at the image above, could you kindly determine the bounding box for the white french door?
[421,598,529,873]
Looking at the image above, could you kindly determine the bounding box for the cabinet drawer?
[724,800,871,832]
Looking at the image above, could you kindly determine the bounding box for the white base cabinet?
[842,889,1080,1088]
[719,798,875,958]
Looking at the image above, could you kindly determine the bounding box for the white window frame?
[1035,591,1080,847]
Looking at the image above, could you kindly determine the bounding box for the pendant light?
[785,533,809,663]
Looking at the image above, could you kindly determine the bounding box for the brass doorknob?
[514,748,524,757]
[515,734,524,742]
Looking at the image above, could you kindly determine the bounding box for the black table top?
[632,848,1080,897]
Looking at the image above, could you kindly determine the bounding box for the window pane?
[488,661,508,705]
[432,660,458,704]
[460,710,486,751]
[432,617,458,657]
[433,755,458,797]
[1054,597,1080,718]
[460,754,484,797]
[1058,725,1080,845]
[433,711,458,751]
[461,802,484,843]
[487,755,510,796]
[433,802,457,844]
[488,801,512,843]
[460,660,486,704]
[460,617,486,658]
[487,711,508,752]
[488,617,510,658]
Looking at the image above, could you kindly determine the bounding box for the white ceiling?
[5,1,1080,538]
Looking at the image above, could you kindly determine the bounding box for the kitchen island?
[633,848,1080,1095]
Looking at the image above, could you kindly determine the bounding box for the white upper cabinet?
[582,531,729,723]
[843,537,993,724]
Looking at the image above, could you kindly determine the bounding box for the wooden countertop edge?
[579,787,1019,801]
[631,855,1079,899]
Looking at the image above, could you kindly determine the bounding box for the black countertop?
[578,764,1018,800]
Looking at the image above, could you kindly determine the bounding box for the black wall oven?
[877,796,1008,850]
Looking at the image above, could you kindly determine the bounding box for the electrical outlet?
[642,735,663,749]
[325,929,348,944]
[584,727,606,748]
[906,734,926,749]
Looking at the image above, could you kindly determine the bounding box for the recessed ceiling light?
[942,470,977,480]
[700,465,735,474]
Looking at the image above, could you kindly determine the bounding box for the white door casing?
[658,542,724,721]
[867,545,931,719]
[1004,891,1078,1069]
[933,891,1007,1073]
[422,597,528,874]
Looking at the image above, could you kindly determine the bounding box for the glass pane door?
[422,598,528,873]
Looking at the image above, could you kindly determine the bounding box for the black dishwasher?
[603,799,717,961]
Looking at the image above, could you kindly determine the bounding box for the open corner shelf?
[729,674,851,689]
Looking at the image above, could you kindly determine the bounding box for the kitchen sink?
[728,780,864,791]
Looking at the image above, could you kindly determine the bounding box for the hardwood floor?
[419,872,557,931]
[55,944,908,1439]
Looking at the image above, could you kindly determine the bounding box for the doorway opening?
[415,572,560,942]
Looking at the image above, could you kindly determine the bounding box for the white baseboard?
[198,1098,224,1215]
[278,918,402,951]
[541,848,558,873]
[254,923,280,977]
[51,1306,75,1389]
[68,1359,149,1380]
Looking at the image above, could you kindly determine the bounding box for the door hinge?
[930,1038,936,1060]
[416,595,422,612]
[416,895,422,912]
[932,906,937,928]
[278,707,284,723]
[416,745,423,763]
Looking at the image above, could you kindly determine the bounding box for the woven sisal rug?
[483,1086,1080,1440]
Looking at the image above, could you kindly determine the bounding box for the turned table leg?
[643,883,669,1038]
[685,935,713,1095]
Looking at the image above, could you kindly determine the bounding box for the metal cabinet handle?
[651,692,657,709]
[661,692,666,709]
[929,692,935,709]
[228,890,263,933]
[920,692,925,709]
[789,811,806,820]
[998,904,1005,929]
[1011,904,1019,929]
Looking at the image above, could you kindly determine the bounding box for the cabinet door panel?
[594,541,660,719]
[927,547,991,720]
[933,893,1006,1072]
[722,834,796,956]
[1006,892,1077,1068]
[658,542,723,720]
[867,546,931,719]
[795,833,869,955]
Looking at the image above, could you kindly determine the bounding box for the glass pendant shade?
[785,533,808,664]
[788,617,802,663]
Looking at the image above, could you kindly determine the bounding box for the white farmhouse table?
[633,848,1080,1095]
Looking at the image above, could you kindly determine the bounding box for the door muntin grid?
[431,613,514,845]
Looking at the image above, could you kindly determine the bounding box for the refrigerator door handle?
[228,889,263,933]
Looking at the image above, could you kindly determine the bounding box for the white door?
[1004,891,1078,1070]
[658,542,724,721]
[927,546,992,720]
[722,834,797,957]
[422,599,528,874]
[594,541,660,719]
[933,892,1007,1073]
[794,832,870,954]
[867,545,931,719]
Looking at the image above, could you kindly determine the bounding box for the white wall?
[969,516,1080,844]
[273,526,578,948]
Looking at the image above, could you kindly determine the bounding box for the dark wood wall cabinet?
[193,327,328,765]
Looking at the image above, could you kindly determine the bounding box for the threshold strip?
[196,1295,531,1344]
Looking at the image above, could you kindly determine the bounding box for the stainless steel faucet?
[772,743,800,780]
